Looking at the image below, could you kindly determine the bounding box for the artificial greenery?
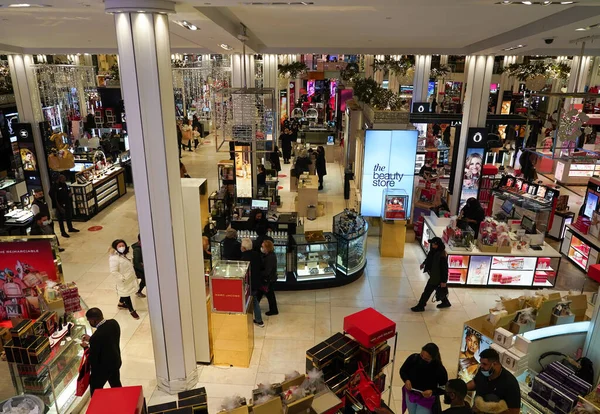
[372,55,415,77]
[340,62,360,83]
[354,77,404,111]
[277,61,308,79]
[499,61,570,81]
[109,63,120,82]
[430,64,451,80]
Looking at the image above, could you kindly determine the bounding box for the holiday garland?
[499,61,570,81]
[277,62,308,79]
[372,55,415,77]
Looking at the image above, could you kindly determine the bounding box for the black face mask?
[444,393,452,405]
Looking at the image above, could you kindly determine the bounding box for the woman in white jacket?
[109,239,140,319]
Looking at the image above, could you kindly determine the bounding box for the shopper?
[400,343,448,414]
[202,236,212,262]
[443,379,472,413]
[31,188,62,251]
[241,238,264,327]
[222,227,242,260]
[257,164,267,187]
[316,146,327,191]
[49,174,79,238]
[109,239,140,319]
[248,209,269,232]
[294,149,312,177]
[467,348,520,414]
[252,223,274,252]
[176,120,183,159]
[269,146,282,173]
[180,161,190,178]
[280,128,293,164]
[192,126,201,150]
[411,237,451,312]
[181,119,193,152]
[132,234,146,298]
[419,159,434,177]
[257,240,278,316]
[30,213,63,253]
[81,307,122,395]
[459,198,485,237]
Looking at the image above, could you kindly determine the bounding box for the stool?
[588,264,600,284]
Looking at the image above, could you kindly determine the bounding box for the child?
[192,126,201,150]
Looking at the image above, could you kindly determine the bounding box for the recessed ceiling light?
[576,27,589,31]
[385,16,392,19]
[560,1,574,3]
[501,0,513,3]
[542,1,552,4]
[220,44,233,50]
[8,3,31,7]
[503,44,527,51]
[522,1,532,5]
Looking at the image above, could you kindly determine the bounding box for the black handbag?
[433,286,449,303]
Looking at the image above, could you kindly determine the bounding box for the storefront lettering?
[372,164,404,187]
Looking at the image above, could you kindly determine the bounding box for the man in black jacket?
[82,308,122,395]
[241,238,264,327]
[132,234,146,298]
[49,174,79,238]
[30,189,64,251]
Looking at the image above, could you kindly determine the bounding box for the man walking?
[49,174,79,238]
[82,308,122,395]
[132,234,146,298]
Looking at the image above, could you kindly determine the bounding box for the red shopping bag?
[347,363,381,411]
[76,349,91,397]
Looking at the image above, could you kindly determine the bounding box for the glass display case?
[209,260,251,313]
[333,210,368,276]
[210,230,288,281]
[292,232,338,281]
[7,324,86,414]
[381,189,409,220]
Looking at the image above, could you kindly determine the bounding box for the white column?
[8,54,52,204]
[364,55,375,79]
[589,57,600,89]
[565,55,592,110]
[450,55,494,213]
[262,54,278,90]
[108,0,198,393]
[413,55,432,102]
[496,56,516,115]
[232,54,255,89]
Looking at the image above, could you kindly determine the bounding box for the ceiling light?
[522,1,532,4]
[220,44,233,50]
[542,1,552,4]
[501,0,513,3]
[8,3,31,6]
[576,27,589,31]
[560,1,574,3]
[503,44,526,51]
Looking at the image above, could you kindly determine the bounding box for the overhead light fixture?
[8,3,31,6]
[522,1,533,4]
[173,20,199,31]
[495,0,575,4]
[220,44,233,50]
[542,1,552,4]
[576,27,589,31]
[501,0,513,3]
[503,44,526,51]
[560,1,574,3]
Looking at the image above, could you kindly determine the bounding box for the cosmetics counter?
[210,210,368,290]
[421,215,562,288]
[70,166,127,221]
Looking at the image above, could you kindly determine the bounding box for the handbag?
[76,348,91,397]
[433,286,449,303]
[347,363,381,411]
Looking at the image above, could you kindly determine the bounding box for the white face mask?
[260,247,266,254]
[117,246,126,254]
[42,220,51,226]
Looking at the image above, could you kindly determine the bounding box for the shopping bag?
[347,363,381,411]
[75,348,91,397]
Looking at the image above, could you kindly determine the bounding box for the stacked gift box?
[529,361,593,414]
[148,387,208,414]
[490,327,530,377]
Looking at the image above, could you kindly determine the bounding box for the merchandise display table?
[296,174,319,217]
[70,166,127,220]
[560,224,600,273]
[422,216,562,288]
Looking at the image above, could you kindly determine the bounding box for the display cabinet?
[70,167,126,221]
[381,189,409,220]
[71,182,96,220]
[209,260,251,313]
[333,211,368,276]
[274,239,288,282]
[292,233,338,281]
[7,324,86,414]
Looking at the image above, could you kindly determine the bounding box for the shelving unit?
[292,233,338,281]
[70,167,126,221]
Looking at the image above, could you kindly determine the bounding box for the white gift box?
[494,327,514,349]
[514,335,531,354]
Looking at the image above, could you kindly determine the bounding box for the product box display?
[381,189,409,220]
[343,308,396,348]
[493,327,514,349]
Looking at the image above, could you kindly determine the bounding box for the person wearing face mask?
[30,213,65,253]
[400,343,448,414]
[467,349,520,414]
[256,240,278,316]
[443,379,472,413]
[109,239,139,319]
[31,188,63,250]
[411,237,451,312]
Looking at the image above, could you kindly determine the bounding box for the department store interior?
[3,1,600,413]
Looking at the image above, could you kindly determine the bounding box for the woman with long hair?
[400,343,448,414]
[109,239,140,319]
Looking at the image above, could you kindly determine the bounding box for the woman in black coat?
[270,146,282,173]
[222,227,242,260]
[256,240,278,316]
[411,237,450,312]
[280,128,293,164]
[400,343,448,414]
[316,145,327,190]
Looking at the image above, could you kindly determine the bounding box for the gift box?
[27,336,51,365]
[58,283,81,314]
[325,371,350,396]
[566,294,588,322]
[10,319,35,347]
[494,327,514,349]
[514,335,531,354]
[330,336,360,375]
[490,343,507,360]
[311,390,343,414]
[343,308,396,348]
[3,340,20,363]
[306,342,337,372]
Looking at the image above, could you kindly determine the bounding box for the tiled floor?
[18,136,598,413]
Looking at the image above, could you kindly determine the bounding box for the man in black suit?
[82,308,122,395]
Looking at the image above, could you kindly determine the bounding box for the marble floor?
[10,136,598,413]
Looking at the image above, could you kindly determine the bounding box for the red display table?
[86,385,145,414]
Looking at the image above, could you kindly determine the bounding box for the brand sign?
[458,128,488,211]
[211,278,246,313]
[360,130,418,217]
[13,123,33,143]
[411,102,430,114]
[467,127,488,148]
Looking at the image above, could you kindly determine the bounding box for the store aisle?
[52,137,596,413]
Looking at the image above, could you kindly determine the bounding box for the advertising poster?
[458,326,493,383]
[19,142,38,172]
[360,130,418,217]
[0,240,58,321]
[467,256,492,285]
[460,147,483,210]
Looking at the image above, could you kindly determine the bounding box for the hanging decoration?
[372,55,415,78]
[340,62,360,84]
[277,62,308,79]
[353,77,405,111]
[499,61,570,82]
[33,64,97,113]
[557,109,591,142]
[430,65,451,80]
[0,60,12,94]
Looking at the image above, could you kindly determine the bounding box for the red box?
[87,385,144,414]
[343,308,396,348]
[211,278,247,313]
[588,264,600,284]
